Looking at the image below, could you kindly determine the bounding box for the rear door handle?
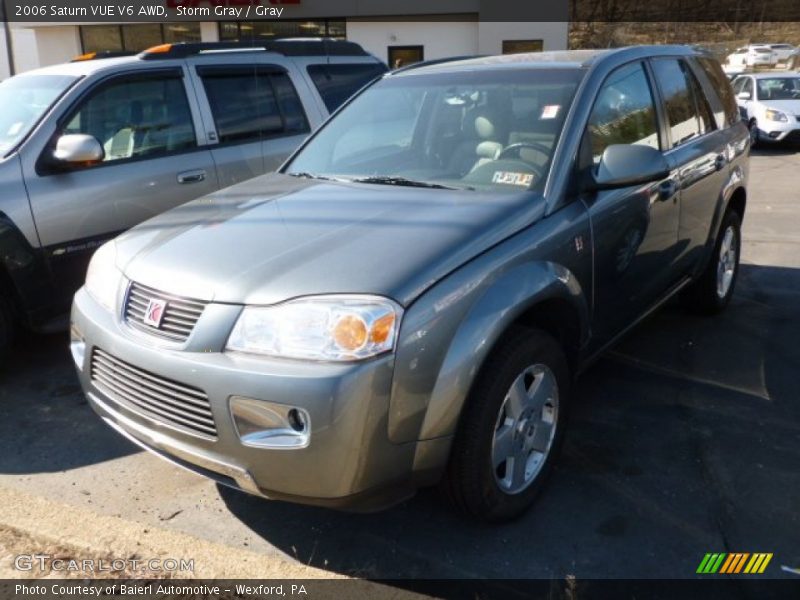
[177,169,206,184]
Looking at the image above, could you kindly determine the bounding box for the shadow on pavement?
[0,329,137,474]
[219,264,800,579]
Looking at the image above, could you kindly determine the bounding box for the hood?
[115,174,545,307]
[760,99,800,115]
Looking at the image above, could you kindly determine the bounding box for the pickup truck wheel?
[685,210,742,315]
[442,328,569,522]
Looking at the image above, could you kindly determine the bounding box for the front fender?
[389,256,588,444]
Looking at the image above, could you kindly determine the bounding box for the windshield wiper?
[351,176,470,190]
[287,172,335,181]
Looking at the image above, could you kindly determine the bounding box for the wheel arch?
[411,260,589,444]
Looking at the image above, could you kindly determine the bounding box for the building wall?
[477,22,569,55]
[0,26,11,80]
[347,21,479,64]
[9,25,81,73]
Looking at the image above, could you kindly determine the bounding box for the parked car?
[768,43,796,63]
[789,49,800,71]
[0,40,386,353]
[732,73,800,145]
[726,45,778,68]
[71,46,748,521]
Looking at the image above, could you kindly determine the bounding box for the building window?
[80,24,201,54]
[502,40,543,54]
[388,46,424,69]
[219,20,346,42]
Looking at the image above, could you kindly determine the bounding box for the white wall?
[9,25,81,73]
[200,22,219,43]
[0,27,11,80]
[346,21,479,64]
[477,22,568,55]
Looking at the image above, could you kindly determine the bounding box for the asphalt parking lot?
[1,148,799,583]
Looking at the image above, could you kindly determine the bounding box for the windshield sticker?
[493,172,534,187]
[541,105,561,120]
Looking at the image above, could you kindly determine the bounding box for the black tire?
[442,327,570,522]
[684,210,742,315]
[0,292,14,360]
[748,118,760,149]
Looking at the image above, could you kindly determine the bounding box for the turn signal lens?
[370,313,396,345]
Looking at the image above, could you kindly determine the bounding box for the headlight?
[226,295,403,362]
[85,241,122,312]
[765,109,789,122]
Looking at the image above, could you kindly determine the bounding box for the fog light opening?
[288,409,306,432]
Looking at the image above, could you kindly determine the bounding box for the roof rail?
[390,55,482,74]
[138,39,369,60]
[71,50,137,62]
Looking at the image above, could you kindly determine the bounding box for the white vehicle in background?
[733,73,800,146]
[726,45,778,68]
[768,43,796,63]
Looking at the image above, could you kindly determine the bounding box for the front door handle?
[714,153,727,171]
[658,179,678,201]
[177,169,206,184]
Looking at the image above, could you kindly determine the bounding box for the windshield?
[0,74,77,156]
[285,68,583,192]
[757,77,800,100]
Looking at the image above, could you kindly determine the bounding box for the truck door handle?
[178,170,206,184]
[658,179,678,201]
[714,154,727,171]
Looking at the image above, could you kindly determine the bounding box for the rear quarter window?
[307,63,388,112]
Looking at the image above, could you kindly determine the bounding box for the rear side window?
[586,61,660,164]
[64,74,196,162]
[651,58,706,148]
[306,63,388,112]
[696,57,739,127]
[199,67,309,144]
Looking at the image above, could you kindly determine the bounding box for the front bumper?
[71,287,436,511]
[756,117,800,143]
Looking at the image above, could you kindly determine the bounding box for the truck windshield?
[0,74,78,156]
[286,68,583,193]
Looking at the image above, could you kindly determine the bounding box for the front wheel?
[684,210,742,315]
[442,328,569,522]
[748,118,760,148]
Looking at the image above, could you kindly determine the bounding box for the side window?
[696,57,738,127]
[306,63,388,112]
[743,78,754,99]
[200,69,281,144]
[586,61,660,165]
[64,74,196,162]
[685,66,715,135]
[270,72,310,135]
[651,58,703,148]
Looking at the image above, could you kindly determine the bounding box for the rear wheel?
[684,210,742,315]
[442,328,569,522]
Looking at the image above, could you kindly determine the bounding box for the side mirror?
[737,91,752,100]
[52,134,104,166]
[589,144,669,191]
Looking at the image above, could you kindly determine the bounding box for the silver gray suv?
[71,46,748,521]
[0,40,385,352]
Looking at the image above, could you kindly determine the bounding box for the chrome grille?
[91,348,217,438]
[125,282,206,342]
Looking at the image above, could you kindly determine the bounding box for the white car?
[733,73,800,145]
[768,43,796,63]
[727,45,778,68]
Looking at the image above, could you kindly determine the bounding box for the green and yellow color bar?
[697,553,773,574]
